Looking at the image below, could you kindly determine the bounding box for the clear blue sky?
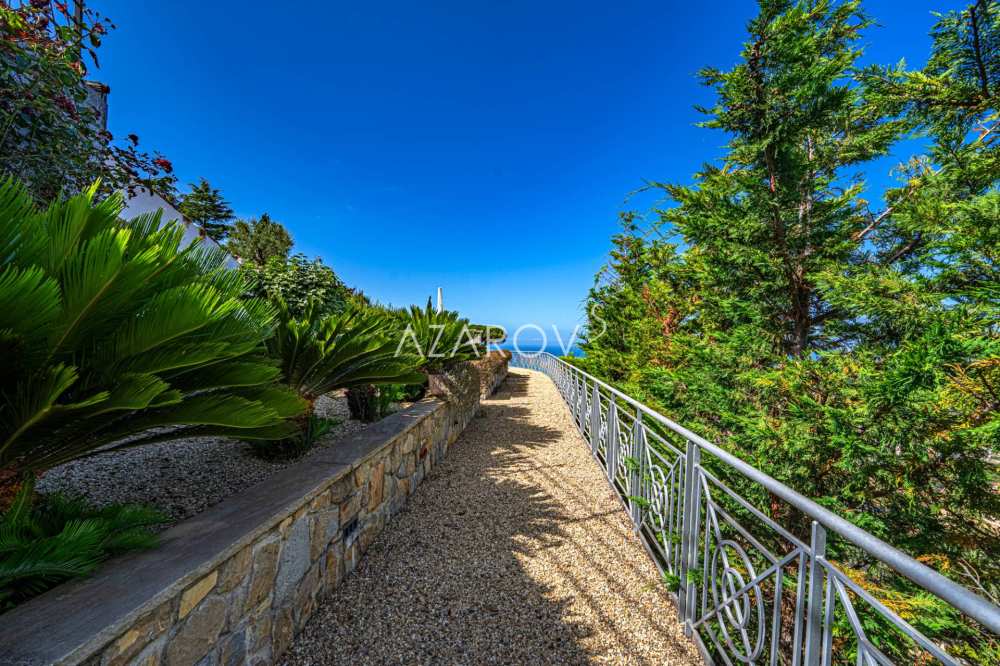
[95,0,963,340]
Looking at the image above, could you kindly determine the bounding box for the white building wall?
[121,188,239,269]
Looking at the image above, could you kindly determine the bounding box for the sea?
[496,341,583,358]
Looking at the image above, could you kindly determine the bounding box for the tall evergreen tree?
[177,178,235,242]
[665,0,900,357]
[583,1,998,660]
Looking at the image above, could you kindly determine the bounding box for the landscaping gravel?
[37,392,372,528]
[282,369,699,665]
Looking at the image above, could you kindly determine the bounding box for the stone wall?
[0,363,497,666]
[470,350,512,400]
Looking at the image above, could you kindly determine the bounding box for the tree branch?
[882,232,924,265]
[968,3,990,99]
[853,205,894,241]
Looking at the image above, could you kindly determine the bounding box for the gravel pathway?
[37,393,371,528]
[282,369,700,665]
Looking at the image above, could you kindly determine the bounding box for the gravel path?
[282,369,699,665]
[37,393,371,528]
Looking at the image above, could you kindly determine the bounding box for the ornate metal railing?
[510,351,1000,666]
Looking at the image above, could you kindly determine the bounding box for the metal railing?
[510,351,1000,666]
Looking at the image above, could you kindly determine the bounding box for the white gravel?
[36,392,370,528]
[282,369,700,665]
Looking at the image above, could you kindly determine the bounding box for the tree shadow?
[282,370,696,665]
[489,370,532,398]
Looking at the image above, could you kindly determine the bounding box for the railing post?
[678,439,701,629]
[590,384,602,457]
[566,370,579,415]
[630,411,645,529]
[571,373,580,424]
[576,375,588,433]
[606,399,619,481]
[565,372,576,414]
[804,521,828,666]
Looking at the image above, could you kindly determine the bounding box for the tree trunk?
[346,385,380,422]
[0,466,25,513]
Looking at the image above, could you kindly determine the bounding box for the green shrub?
[240,254,353,318]
[0,179,306,486]
[345,383,421,423]
[249,416,340,460]
[0,3,177,205]
[0,484,166,611]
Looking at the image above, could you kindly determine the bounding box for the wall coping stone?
[0,397,445,666]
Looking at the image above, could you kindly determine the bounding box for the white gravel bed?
[36,392,371,528]
[282,369,699,665]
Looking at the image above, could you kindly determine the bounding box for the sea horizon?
[496,341,583,358]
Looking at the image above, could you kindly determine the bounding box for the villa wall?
[0,358,508,666]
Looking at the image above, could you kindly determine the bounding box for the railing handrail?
[512,350,1000,635]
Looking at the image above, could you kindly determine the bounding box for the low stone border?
[0,359,508,666]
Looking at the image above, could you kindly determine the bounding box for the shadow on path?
[282,369,698,665]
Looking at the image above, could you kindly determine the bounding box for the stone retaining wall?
[0,361,505,666]
[470,349,512,399]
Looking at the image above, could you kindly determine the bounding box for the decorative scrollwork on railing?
[707,537,767,663]
[509,351,1000,665]
[613,415,630,488]
[644,459,680,566]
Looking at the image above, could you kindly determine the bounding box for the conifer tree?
[177,178,235,242]
[665,0,900,357]
[227,213,294,266]
[583,1,998,659]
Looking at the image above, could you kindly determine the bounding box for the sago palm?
[267,299,424,406]
[0,482,165,610]
[0,178,306,484]
[399,299,482,373]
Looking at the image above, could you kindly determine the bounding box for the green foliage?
[470,323,507,345]
[397,299,482,373]
[240,254,352,318]
[377,383,410,408]
[227,213,293,266]
[582,0,998,661]
[345,383,419,423]
[346,385,380,422]
[0,178,306,478]
[249,415,339,460]
[266,299,425,405]
[177,178,235,242]
[0,2,176,204]
[0,483,166,610]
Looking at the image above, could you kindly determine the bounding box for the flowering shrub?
[0,1,176,203]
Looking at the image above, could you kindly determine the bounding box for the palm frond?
[0,178,305,476]
[0,490,165,608]
[267,298,426,402]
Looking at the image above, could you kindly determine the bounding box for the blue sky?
[95,0,964,340]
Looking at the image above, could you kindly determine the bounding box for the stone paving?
[282,369,700,665]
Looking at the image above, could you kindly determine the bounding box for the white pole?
[436,287,443,313]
